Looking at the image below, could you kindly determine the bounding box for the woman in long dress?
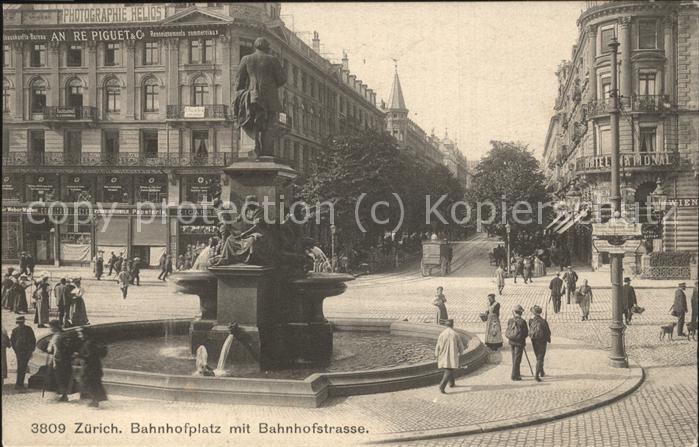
[484,294,503,350]
[534,255,546,277]
[577,279,593,321]
[494,265,506,295]
[33,274,51,328]
[69,279,89,327]
[14,274,31,314]
[77,327,108,407]
[432,287,448,324]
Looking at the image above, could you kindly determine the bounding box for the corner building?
[543,0,699,271]
[2,3,384,265]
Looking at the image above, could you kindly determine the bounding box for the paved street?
[1,233,697,446]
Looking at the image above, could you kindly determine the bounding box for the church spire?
[387,64,407,111]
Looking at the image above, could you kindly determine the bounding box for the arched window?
[104,78,121,113]
[192,76,208,106]
[66,78,83,107]
[2,78,10,113]
[30,78,46,114]
[143,77,159,112]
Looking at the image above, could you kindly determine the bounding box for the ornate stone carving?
[619,16,632,28]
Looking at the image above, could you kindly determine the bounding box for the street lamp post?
[506,223,511,275]
[608,37,628,368]
[330,224,336,273]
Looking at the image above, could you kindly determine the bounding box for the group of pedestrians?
[4,316,107,407]
[547,267,595,321]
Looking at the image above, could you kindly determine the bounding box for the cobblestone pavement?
[1,233,697,446]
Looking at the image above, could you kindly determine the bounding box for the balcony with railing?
[3,152,234,167]
[166,105,230,121]
[631,95,673,113]
[575,151,681,174]
[44,106,99,122]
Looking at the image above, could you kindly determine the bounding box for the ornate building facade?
[1,3,385,265]
[543,1,699,271]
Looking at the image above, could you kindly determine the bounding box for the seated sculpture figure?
[210,196,277,267]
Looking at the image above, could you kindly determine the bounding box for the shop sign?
[147,28,221,39]
[183,106,206,118]
[27,176,55,192]
[60,5,165,24]
[172,207,217,218]
[641,224,661,240]
[667,197,698,208]
[55,107,78,119]
[4,28,146,43]
[580,152,676,172]
[138,176,164,193]
[180,225,218,234]
[103,176,124,193]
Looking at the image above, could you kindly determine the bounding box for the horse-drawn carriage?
[420,240,452,276]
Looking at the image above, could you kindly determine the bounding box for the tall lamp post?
[506,223,511,275]
[608,37,628,368]
[330,224,336,272]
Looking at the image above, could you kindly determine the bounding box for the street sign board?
[592,218,642,237]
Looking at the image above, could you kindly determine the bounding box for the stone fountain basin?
[28,319,489,408]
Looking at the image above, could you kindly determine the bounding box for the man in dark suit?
[562,266,578,305]
[622,277,637,324]
[528,305,551,382]
[234,37,287,157]
[10,315,36,389]
[506,305,528,381]
[549,272,564,313]
[672,282,688,336]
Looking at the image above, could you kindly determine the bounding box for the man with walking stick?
[505,304,529,381]
[529,305,551,382]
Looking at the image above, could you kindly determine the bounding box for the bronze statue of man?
[234,37,287,158]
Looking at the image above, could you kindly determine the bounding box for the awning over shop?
[556,210,588,234]
[545,212,567,230]
[551,213,573,232]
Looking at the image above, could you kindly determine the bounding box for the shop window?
[66,79,83,107]
[239,38,254,61]
[2,175,23,203]
[59,223,92,245]
[30,44,46,67]
[104,42,121,66]
[141,130,159,158]
[101,175,131,203]
[102,129,119,164]
[64,130,82,164]
[143,78,159,112]
[638,72,656,96]
[2,78,10,112]
[192,130,209,157]
[639,127,657,152]
[104,78,121,113]
[638,19,658,50]
[4,44,11,68]
[136,175,167,204]
[192,77,209,106]
[143,41,159,65]
[67,44,82,67]
[29,130,45,163]
[30,78,47,114]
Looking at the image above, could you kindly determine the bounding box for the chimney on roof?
[342,51,349,71]
[312,31,320,54]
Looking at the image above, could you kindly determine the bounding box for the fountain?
[26,39,490,405]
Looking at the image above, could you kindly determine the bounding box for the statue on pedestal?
[233,37,287,158]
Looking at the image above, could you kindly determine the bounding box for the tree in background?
[466,140,551,256]
[300,128,466,267]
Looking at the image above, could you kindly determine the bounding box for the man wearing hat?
[10,315,36,390]
[54,278,67,325]
[505,305,528,381]
[671,282,688,337]
[1,267,15,310]
[528,305,551,382]
[622,277,637,325]
[549,272,564,314]
[434,319,466,394]
[562,266,578,305]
